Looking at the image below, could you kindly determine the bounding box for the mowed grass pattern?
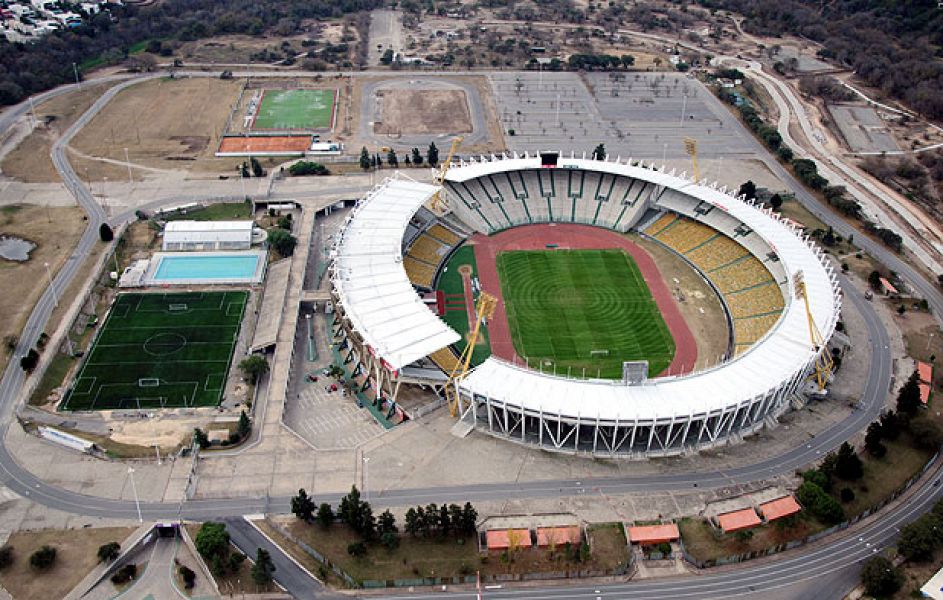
[62,292,247,410]
[252,89,335,130]
[497,250,675,378]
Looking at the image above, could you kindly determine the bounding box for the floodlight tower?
[684,137,700,183]
[445,291,497,417]
[430,135,464,211]
[793,270,833,390]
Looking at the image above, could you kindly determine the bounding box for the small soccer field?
[251,89,336,130]
[61,291,248,411]
[496,249,675,378]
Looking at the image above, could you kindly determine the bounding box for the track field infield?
[61,291,247,411]
[496,249,675,378]
[252,89,336,130]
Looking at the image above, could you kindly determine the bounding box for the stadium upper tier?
[329,178,460,371]
[444,155,841,457]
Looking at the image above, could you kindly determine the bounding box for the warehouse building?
[162,221,263,252]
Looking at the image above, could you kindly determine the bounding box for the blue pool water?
[153,255,260,281]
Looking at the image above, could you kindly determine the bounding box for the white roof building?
[923,566,943,600]
[162,220,257,252]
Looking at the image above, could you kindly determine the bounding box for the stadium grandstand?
[328,153,841,458]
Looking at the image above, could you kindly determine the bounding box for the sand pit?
[374,89,472,135]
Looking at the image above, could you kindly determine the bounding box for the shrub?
[179,565,196,589]
[97,541,121,563]
[29,545,56,570]
[0,546,13,569]
[839,487,855,503]
[288,161,330,176]
[99,223,114,242]
[110,563,137,585]
[347,541,367,558]
[195,522,230,562]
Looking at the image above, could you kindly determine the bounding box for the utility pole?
[124,148,133,185]
[128,467,143,523]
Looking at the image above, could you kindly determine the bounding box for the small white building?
[162,220,260,252]
[922,566,943,600]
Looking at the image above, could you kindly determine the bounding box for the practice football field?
[62,291,247,411]
[496,249,675,378]
[251,89,335,130]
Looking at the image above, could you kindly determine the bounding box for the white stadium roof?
[330,178,460,371]
[451,156,841,422]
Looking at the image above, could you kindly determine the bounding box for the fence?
[681,451,941,569]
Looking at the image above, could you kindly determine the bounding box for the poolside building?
[162,220,262,252]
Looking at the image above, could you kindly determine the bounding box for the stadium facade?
[329,154,842,458]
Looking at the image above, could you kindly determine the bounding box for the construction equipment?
[683,137,699,183]
[793,270,833,391]
[430,135,464,211]
[445,291,497,417]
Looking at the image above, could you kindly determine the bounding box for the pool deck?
[142,250,267,286]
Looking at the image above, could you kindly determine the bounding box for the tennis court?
[61,291,248,411]
[251,89,336,130]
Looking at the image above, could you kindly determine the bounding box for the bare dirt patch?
[374,89,472,135]
[0,205,86,374]
[71,77,244,176]
[0,526,136,599]
[1,83,110,182]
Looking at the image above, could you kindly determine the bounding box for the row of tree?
[359,144,440,170]
[195,521,275,586]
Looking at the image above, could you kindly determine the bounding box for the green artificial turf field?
[62,291,247,411]
[435,245,491,367]
[497,249,674,378]
[252,89,336,130]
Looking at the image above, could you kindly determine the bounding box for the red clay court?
[217,135,311,156]
[468,223,698,377]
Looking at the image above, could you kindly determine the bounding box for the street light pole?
[128,467,143,523]
[43,262,58,308]
[362,456,370,502]
[124,147,133,185]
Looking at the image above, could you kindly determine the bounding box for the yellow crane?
[430,135,464,211]
[793,270,833,390]
[445,291,497,417]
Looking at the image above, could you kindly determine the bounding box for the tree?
[868,270,883,290]
[179,565,196,589]
[347,541,367,558]
[3,334,16,355]
[291,488,315,522]
[195,522,230,562]
[239,355,269,384]
[404,155,412,166]
[251,548,276,586]
[193,427,209,449]
[737,180,757,200]
[288,161,329,176]
[19,349,39,372]
[250,157,263,177]
[864,422,887,457]
[405,507,421,536]
[267,228,297,257]
[897,514,941,561]
[29,545,56,570]
[237,410,251,439]
[99,223,114,242]
[427,142,439,167]
[834,442,863,480]
[910,419,943,451]
[0,547,12,570]
[380,48,394,65]
[769,193,783,210]
[381,531,399,550]
[880,411,902,440]
[839,487,855,503]
[359,146,371,171]
[316,502,334,528]
[439,504,451,536]
[592,143,606,160]
[378,509,397,535]
[461,502,478,535]
[97,541,121,563]
[110,563,137,584]
[387,149,398,168]
[897,371,922,416]
[861,556,902,597]
[411,147,423,166]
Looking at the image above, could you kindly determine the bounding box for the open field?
[70,77,244,176]
[0,83,110,182]
[62,291,247,410]
[0,205,87,376]
[435,244,491,367]
[252,89,336,130]
[374,89,471,135]
[497,249,675,378]
[679,515,827,564]
[0,526,136,600]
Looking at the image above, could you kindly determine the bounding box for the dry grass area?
[375,89,472,135]
[837,436,933,517]
[0,204,87,374]
[634,234,729,370]
[679,515,827,563]
[0,526,136,599]
[71,77,244,176]
[0,83,111,182]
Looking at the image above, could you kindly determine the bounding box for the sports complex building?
[329,153,842,458]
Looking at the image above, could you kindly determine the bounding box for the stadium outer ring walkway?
[467,223,698,375]
[443,155,841,458]
[0,72,935,599]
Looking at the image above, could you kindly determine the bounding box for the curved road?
[0,71,939,598]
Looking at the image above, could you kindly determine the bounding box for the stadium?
[329,153,842,458]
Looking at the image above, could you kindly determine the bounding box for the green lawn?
[61,292,247,410]
[497,249,674,378]
[435,244,491,367]
[162,201,253,222]
[252,89,336,130]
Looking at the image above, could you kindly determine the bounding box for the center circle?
[143,332,186,356]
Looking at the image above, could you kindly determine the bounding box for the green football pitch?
[496,249,675,378]
[62,291,247,411]
[252,89,336,130]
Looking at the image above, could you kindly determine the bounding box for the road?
[0,70,937,599]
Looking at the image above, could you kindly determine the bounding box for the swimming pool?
[145,251,266,285]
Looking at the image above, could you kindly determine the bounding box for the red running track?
[469,223,698,377]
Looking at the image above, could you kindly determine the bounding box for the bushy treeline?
[0,0,382,105]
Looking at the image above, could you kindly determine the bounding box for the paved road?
[224,517,330,598]
[0,71,937,599]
